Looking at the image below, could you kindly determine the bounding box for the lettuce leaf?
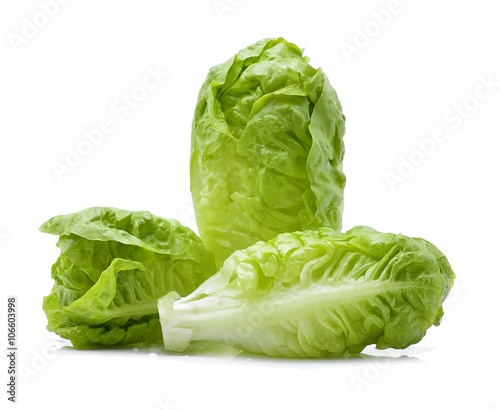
[158,226,455,358]
[40,207,216,349]
[191,37,346,266]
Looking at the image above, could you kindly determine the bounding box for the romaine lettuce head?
[191,37,346,266]
[158,226,455,358]
[40,207,216,349]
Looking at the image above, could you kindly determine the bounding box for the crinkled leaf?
[41,207,216,348]
[191,37,346,266]
[159,226,455,358]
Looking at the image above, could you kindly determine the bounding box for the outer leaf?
[191,38,346,266]
[158,226,455,358]
[41,207,216,348]
[43,287,162,349]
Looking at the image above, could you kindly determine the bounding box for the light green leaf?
[41,207,216,349]
[158,226,455,358]
[191,38,346,266]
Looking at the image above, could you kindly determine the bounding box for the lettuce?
[40,207,216,349]
[158,226,455,358]
[191,37,346,266]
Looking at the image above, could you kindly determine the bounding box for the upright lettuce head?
[191,38,346,266]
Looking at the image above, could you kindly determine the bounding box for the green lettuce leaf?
[158,226,455,358]
[41,207,216,349]
[191,37,346,266]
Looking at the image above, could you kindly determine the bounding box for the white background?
[1,0,499,409]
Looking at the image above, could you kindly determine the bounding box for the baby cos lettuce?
[191,37,346,266]
[40,38,455,357]
[158,226,455,358]
[41,207,216,349]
